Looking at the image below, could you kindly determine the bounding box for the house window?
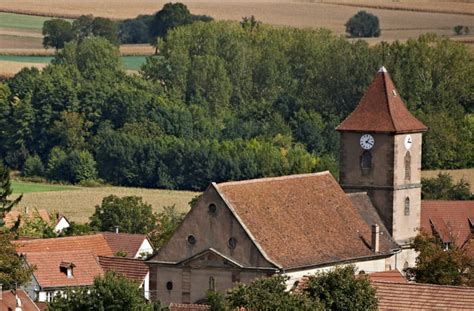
[46,291,54,302]
[404,151,411,181]
[360,151,372,170]
[187,235,196,245]
[208,203,217,215]
[209,276,215,291]
[404,197,410,216]
[166,281,173,291]
[228,237,237,249]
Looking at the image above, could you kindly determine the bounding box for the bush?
[454,25,470,35]
[23,154,45,177]
[67,150,98,183]
[345,11,380,37]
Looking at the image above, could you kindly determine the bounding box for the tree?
[422,173,473,200]
[18,208,56,238]
[0,165,22,229]
[23,154,45,178]
[48,271,161,310]
[148,205,186,249]
[0,233,34,289]
[149,2,193,39]
[90,195,158,234]
[405,232,474,286]
[345,11,380,38]
[302,265,378,311]
[226,275,321,311]
[42,19,74,50]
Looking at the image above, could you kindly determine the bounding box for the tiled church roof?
[337,67,427,133]
[215,172,399,269]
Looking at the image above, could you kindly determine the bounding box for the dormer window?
[59,262,75,279]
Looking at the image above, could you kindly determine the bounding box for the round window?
[166,281,173,290]
[208,203,217,215]
[228,237,237,249]
[187,235,196,245]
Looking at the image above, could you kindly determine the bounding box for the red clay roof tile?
[337,67,427,133]
[373,281,474,310]
[101,232,148,258]
[0,289,40,311]
[215,172,398,269]
[25,250,103,288]
[367,270,407,283]
[98,256,148,284]
[421,200,474,247]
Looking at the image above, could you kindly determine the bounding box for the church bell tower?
[336,67,427,246]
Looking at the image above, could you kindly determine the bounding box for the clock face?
[404,135,413,150]
[360,134,375,150]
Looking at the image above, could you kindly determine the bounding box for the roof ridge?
[98,255,143,262]
[381,71,397,132]
[216,171,331,187]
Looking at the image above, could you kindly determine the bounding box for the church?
[146,67,428,305]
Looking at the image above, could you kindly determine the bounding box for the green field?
[0,55,147,71]
[11,180,76,194]
[0,12,50,30]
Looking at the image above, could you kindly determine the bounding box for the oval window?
[208,203,217,215]
[187,235,196,245]
[166,281,173,290]
[228,237,237,249]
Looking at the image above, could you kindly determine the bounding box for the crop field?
[10,181,198,223]
[421,168,474,192]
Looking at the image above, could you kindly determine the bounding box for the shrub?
[67,150,98,183]
[453,25,470,35]
[23,154,45,177]
[345,11,381,38]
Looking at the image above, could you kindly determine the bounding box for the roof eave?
[282,248,400,272]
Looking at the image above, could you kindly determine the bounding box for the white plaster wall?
[54,217,70,233]
[136,239,153,258]
[144,272,150,300]
[386,248,418,272]
[285,257,387,287]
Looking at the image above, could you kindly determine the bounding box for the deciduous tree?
[42,19,74,50]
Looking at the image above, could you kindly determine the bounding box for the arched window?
[360,151,372,170]
[404,197,410,216]
[209,276,215,291]
[404,151,411,181]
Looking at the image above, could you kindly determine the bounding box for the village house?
[4,208,71,234]
[0,288,40,311]
[14,233,153,302]
[146,67,430,304]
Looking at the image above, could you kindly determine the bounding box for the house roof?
[421,200,474,246]
[373,281,474,310]
[214,171,398,270]
[0,289,40,311]
[13,234,115,256]
[98,256,149,284]
[13,233,148,258]
[101,232,148,258]
[4,209,51,228]
[337,67,427,133]
[169,303,210,311]
[366,270,407,283]
[25,250,103,288]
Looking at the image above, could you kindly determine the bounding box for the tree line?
[1,20,473,190]
[42,3,213,49]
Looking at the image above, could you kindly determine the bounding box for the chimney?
[114,226,119,234]
[371,224,380,253]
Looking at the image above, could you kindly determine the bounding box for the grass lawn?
[11,180,76,194]
[0,55,147,70]
[0,12,68,31]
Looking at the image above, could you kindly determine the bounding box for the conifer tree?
[0,165,22,229]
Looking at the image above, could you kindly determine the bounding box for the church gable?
[179,248,244,269]
[148,185,275,269]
